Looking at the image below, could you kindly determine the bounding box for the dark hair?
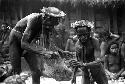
[106,42,119,54]
[2,22,8,26]
[75,26,91,33]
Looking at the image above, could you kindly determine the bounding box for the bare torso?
[107,54,121,73]
[68,39,76,52]
[75,38,95,63]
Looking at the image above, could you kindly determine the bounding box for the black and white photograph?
[0,0,125,84]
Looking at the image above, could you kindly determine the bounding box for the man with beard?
[70,20,108,84]
[8,7,66,84]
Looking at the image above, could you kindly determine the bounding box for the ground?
[26,76,82,84]
[1,57,125,84]
[21,57,125,84]
[25,76,125,84]
[1,46,125,84]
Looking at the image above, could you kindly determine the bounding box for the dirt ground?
[21,58,81,84]
[25,76,125,84]
[21,58,125,84]
[25,76,82,84]
[21,57,30,72]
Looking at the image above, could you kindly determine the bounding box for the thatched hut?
[0,0,125,33]
[0,0,125,49]
[39,0,125,35]
[0,0,125,47]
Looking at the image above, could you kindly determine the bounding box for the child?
[104,42,125,80]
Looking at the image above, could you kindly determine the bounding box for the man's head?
[95,29,111,41]
[76,26,91,43]
[41,7,66,27]
[109,43,119,54]
[1,23,8,30]
[71,20,94,43]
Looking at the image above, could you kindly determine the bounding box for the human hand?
[105,71,115,80]
[69,60,82,67]
[113,74,119,80]
[40,51,60,59]
[39,51,53,58]
[83,63,87,67]
[107,75,112,80]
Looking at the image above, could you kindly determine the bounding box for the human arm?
[104,55,109,69]
[113,68,125,79]
[93,38,106,63]
[100,41,108,61]
[80,38,106,67]
[121,43,125,62]
[110,33,120,39]
[70,39,104,67]
[21,16,42,54]
[73,39,102,66]
[108,33,120,45]
[103,55,113,79]
[73,38,104,67]
[65,39,71,51]
[75,40,83,62]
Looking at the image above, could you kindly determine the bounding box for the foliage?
[41,0,125,7]
[71,20,94,29]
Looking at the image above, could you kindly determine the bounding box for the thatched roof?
[41,0,125,7]
[42,0,125,3]
[0,0,125,8]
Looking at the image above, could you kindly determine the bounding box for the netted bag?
[41,53,73,81]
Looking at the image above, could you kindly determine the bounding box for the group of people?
[0,23,12,62]
[66,20,125,84]
[0,6,125,84]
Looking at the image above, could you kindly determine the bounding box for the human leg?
[90,63,108,84]
[120,71,125,78]
[82,67,91,84]
[121,43,125,61]
[23,52,41,84]
[71,67,78,84]
[9,31,23,74]
[9,43,23,74]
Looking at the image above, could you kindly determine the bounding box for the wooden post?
[19,6,23,19]
[112,8,118,34]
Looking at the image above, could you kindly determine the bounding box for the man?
[70,20,108,84]
[0,23,11,45]
[9,7,66,75]
[0,23,11,65]
[95,29,120,59]
[104,42,125,80]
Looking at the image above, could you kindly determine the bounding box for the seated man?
[70,20,108,84]
[104,42,125,80]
